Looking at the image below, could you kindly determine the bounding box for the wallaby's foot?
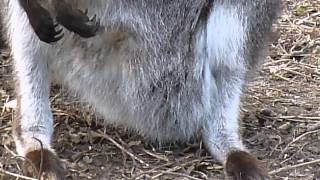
[24,1,63,43]
[225,151,269,180]
[56,7,101,38]
[23,149,65,180]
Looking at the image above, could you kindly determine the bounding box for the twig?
[151,157,213,179]
[33,137,44,180]
[289,116,320,120]
[129,161,175,179]
[282,130,319,154]
[308,122,320,131]
[151,166,183,179]
[274,74,294,83]
[0,168,37,180]
[279,115,320,123]
[269,159,320,175]
[90,131,149,167]
[4,145,18,156]
[263,59,290,66]
[282,68,315,81]
[154,171,203,180]
[142,149,169,162]
[296,12,320,25]
[192,170,208,180]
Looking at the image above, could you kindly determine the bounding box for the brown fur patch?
[23,149,65,180]
[104,31,129,48]
[225,151,269,180]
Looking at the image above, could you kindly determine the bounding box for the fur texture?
[0,0,281,179]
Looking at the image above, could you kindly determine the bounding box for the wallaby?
[18,0,101,43]
[1,0,281,179]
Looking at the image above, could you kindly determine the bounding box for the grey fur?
[1,0,281,178]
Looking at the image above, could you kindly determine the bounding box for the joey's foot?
[225,151,269,180]
[27,4,63,43]
[23,149,65,180]
[57,8,102,38]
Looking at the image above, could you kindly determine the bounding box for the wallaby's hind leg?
[13,60,65,179]
[201,73,268,179]
[9,1,64,178]
[13,41,65,179]
[54,0,101,38]
[200,2,270,179]
[13,52,65,179]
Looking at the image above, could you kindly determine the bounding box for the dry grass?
[1,0,320,179]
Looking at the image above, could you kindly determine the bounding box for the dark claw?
[54,28,63,35]
[38,25,64,43]
[84,9,88,15]
[94,18,101,32]
[50,34,64,43]
[90,14,97,22]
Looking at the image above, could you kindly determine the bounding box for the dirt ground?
[1,0,320,179]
